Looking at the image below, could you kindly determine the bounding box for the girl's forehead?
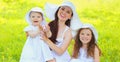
[80,28,92,32]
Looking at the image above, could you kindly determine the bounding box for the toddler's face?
[30,12,43,26]
[79,28,92,45]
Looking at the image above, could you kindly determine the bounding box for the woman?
[41,1,82,62]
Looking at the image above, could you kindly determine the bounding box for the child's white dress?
[20,25,53,62]
[70,48,94,62]
[52,26,71,62]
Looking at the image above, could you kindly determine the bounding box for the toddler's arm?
[26,30,40,38]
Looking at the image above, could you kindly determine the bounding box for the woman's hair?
[72,28,101,58]
[48,7,73,44]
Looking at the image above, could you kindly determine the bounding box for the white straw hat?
[25,7,46,26]
[45,1,82,37]
[80,23,98,42]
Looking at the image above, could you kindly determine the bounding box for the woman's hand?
[43,25,52,38]
[38,25,43,31]
[40,31,48,41]
[43,25,50,32]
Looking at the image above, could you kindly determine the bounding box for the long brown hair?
[72,28,101,58]
[48,7,73,44]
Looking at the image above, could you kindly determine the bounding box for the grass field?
[0,0,120,62]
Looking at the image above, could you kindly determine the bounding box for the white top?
[52,26,71,62]
[20,25,53,62]
[78,48,94,62]
[70,48,94,62]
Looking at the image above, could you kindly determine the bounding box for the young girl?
[20,7,55,62]
[70,24,101,62]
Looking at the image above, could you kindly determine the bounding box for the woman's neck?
[58,20,66,28]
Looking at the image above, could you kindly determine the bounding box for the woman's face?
[79,28,92,44]
[30,12,43,26]
[57,6,72,21]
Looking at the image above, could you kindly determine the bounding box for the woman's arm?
[94,46,100,62]
[46,30,52,38]
[41,29,72,55]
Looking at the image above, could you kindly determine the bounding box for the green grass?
[0,0,120,62]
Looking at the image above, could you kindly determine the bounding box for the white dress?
[52,26,71,62]
[20,25,53,62]
[70,48,94,62]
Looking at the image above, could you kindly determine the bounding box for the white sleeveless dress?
[20,25,53,62]
[52,26,71,62]
[70,48,94,62]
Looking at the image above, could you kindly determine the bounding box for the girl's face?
[57,6,72,22]
[79,29,92,44]
[30,12,43,26]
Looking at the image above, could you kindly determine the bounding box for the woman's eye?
[66,11,70,14]
[61,7,65,10]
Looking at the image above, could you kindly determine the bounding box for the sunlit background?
[0,0,120,62]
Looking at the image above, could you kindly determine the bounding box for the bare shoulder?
[94,46,100,54]
[94,45,100,62]
[65,28,72,36]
